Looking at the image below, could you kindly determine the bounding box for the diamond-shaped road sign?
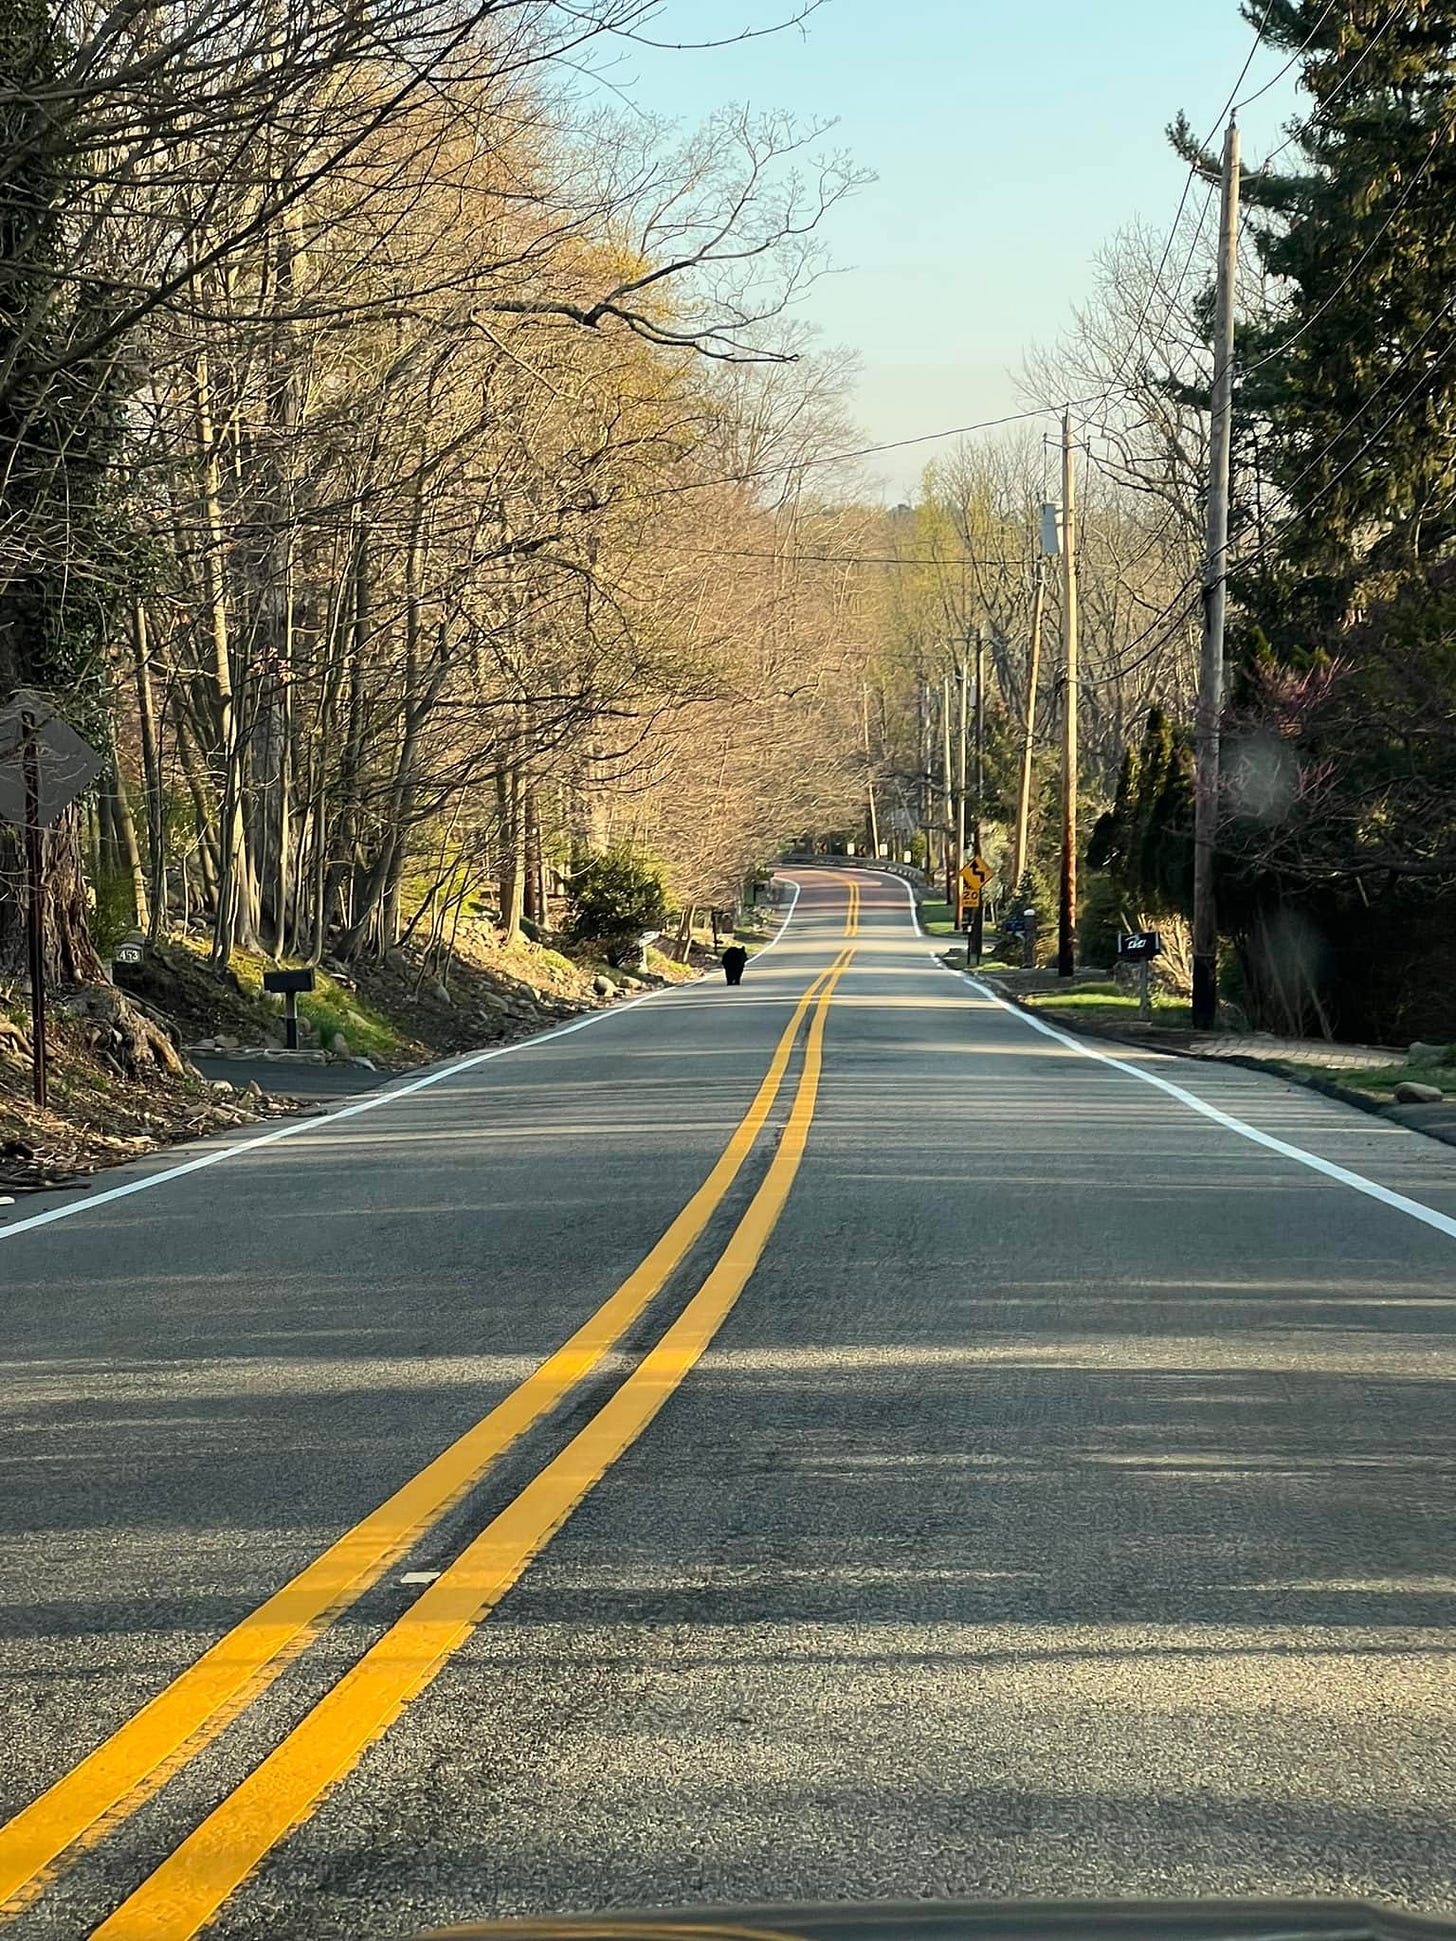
[960,854,993,893]
[0,690,103,828]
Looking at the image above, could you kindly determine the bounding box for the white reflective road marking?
[0,884,803,1247]
[863,862,1456,1247]
[968,969,1456,1244]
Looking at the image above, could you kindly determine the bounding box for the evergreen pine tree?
[1227,4,1456,604]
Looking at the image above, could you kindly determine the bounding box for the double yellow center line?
[844,876,861,938]
[1,930,854,1939]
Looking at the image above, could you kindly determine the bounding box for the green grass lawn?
[920,897,957,936]
[1329,1060,1456,1099]
[295,986,408,1062]
[175,935,415,1062]
[1026,988,1192,1029]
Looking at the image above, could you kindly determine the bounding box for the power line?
[659,547,1037,567]
[1075,10,1438,686]
[1089,285,1456,688]
[651,399,1106,503]
[1086,0,1278,424]
[1251,2,1405,172]
[1273,293,1456,510]
[1086,5,1405,454]
[785,402,1080,468]
[1231,0,1338,113]
[1243,87,1456,380]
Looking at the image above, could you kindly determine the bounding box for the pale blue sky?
[581,1,1305,494]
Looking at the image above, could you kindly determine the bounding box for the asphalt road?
[2,869,1454,1940]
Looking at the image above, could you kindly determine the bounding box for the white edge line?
[1,882,804,1248]
[868,865,1456,1246]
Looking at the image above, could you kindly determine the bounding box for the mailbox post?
[262,967,316,1049]
[1116,930,1164,1023]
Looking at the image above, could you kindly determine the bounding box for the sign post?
[959,855,994,967]
[262,967,316,1050]
[23,718,46,1106]
[0,691,103,1109]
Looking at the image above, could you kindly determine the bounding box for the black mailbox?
[263,966,316,1048]
[1117,931,1163,960]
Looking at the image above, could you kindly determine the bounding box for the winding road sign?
[0,690,102,828]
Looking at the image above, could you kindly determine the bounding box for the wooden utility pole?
[955,654,968,879]
[22,712,46,1108]
[861,683,881,858]
[1058,408,1079,979]
[1011,560,1046,892]
[971,626,986,966]
[1193,117,1241,1029]
[917,680,932,874]
[941,672,955,905]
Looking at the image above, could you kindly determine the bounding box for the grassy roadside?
[985,967,1456,1131]
[735,912,778,952]
[1021,982,1193,1030]
[171,936,422,1064]
[1323,1059,1456,1100]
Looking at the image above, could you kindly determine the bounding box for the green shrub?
[567,846,669,959]
[1077,872,1127,968]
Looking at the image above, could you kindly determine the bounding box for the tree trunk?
[523,784,541,926]
[497,756,526,945]
[675,901,695,962]
[130,602,168,938]
[109,759,149,933]
[0,811,107,986]
[194,347,258,967]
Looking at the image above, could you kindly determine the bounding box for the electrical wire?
[1086,285,1456,687]
[1275,292,1456,508]
[653,546,1038,568]
[1085,4,1401,464]
[1231,0,1338,112]
[1243,91,1456,380]
[1252,1,1405,172]
[1083,0,1279,427]
[1071,7,1435,687]
[648,398,1110,503]
[673,17,1395,508]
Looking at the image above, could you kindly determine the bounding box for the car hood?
[413,1901,1456,1941]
